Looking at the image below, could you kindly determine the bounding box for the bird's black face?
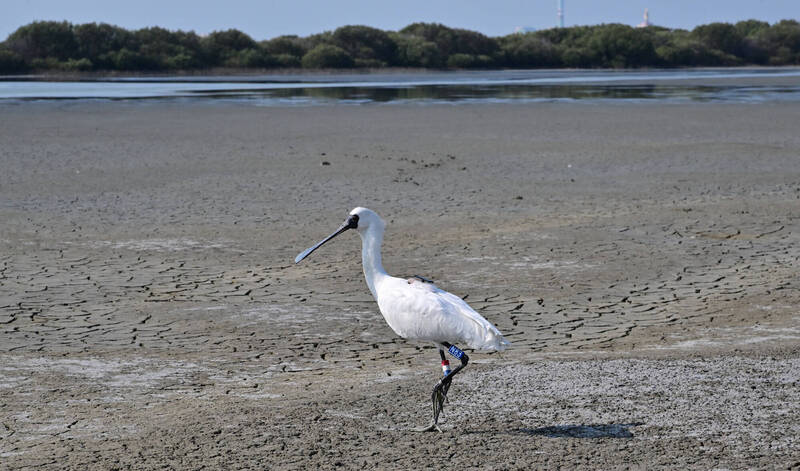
[294,213,359,264]
[345,214,359,230]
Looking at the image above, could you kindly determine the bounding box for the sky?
[3,0,799,41]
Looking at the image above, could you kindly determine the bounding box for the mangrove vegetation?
[0,19,799,74]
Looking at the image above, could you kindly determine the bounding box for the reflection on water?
[192,83,800,104]
[2,68,800,105]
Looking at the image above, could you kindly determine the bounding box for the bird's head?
[348,207,385,235]
[294,207,384,263]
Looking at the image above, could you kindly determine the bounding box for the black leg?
[419,342,469,432]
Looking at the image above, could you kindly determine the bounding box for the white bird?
[295,207,510,432]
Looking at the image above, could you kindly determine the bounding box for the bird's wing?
[433,287,509,350]
[376,278,444,338]
[377,277,507,350]
[431,287,504,337]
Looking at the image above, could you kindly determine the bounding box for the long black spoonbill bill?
[295,207,510,432]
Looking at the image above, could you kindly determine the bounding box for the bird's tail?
[493,334,511,352]
[474,330,510,352]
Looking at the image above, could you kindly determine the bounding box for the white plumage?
[375,275,508,351]
[344,207,508,351]
[295,206,509,431]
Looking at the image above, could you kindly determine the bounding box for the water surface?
[2,68,799,105]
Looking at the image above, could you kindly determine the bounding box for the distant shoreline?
[3,65,800,82]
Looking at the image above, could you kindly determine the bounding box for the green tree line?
[1,19,799,74]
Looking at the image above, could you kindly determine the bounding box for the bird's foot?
[430,375,451,428]
[434,381,450,408]
[414,422,444,433]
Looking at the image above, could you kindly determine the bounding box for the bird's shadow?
[514,423,644,439]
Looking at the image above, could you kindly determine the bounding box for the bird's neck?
[359,225,387,299]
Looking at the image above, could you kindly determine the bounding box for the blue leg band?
[448,345,464,360]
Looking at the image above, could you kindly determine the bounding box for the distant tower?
[557,0,564,28]
[637,8,652,28]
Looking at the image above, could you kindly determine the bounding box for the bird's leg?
[429,350,452,427]
[435,343,468,419]
[439,349,452,398]
[416,343,469,432]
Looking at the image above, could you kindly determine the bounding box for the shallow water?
[2,68,800,105]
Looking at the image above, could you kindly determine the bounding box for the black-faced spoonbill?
[295,207,510,432]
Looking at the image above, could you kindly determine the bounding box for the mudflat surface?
[1,100,799,469]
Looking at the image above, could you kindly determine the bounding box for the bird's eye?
[347,214,359,228]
